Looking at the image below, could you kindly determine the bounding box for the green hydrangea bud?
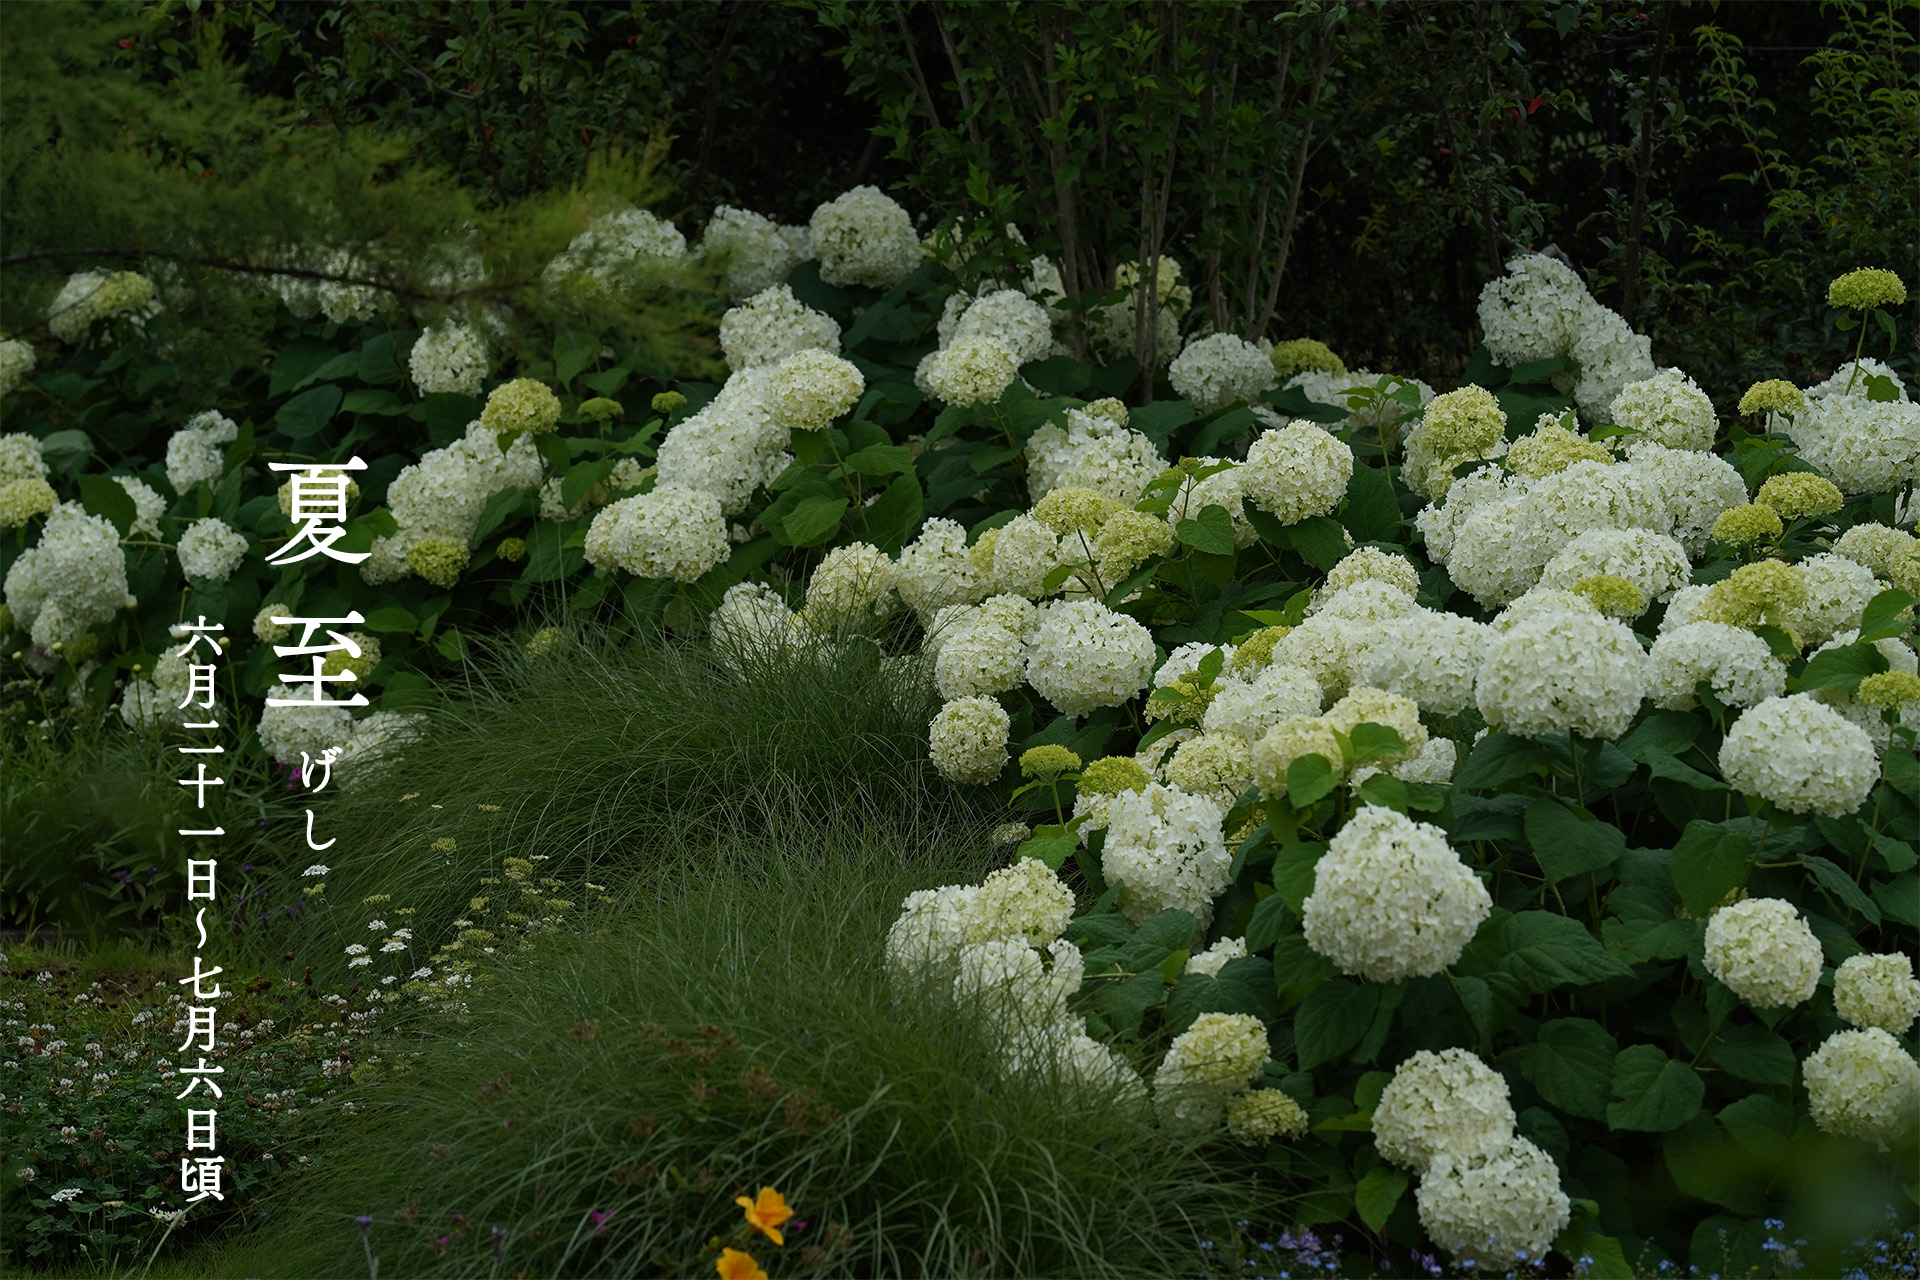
[1711,503,1784,547]
[1737,379,1807,418]
[1268,338,1345,380]
[1019,744,1083,780]
[0,477,56,529]
[407,536,470,589]
[1226,1088,1310,1144]
[1858,671,1920,710]
[1573,574,1647,619]
[1078,755,1151,797]
[1756,472,1845,521]
[1827,268,1907,311]
[1032,487,1122,538]
[579,396,624,422]
[1417,385,1506,459]
[496,536,527,563]
[650,391,688,415]
[481,378,562,437]
[1506,421,1611,478]
[1227,625,1291,675]
[1083,397,1129,427]
[1698,559,1806,639]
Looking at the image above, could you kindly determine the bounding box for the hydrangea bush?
[5,194,1917,1275]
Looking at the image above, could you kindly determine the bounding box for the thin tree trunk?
[1620,0,1672,321]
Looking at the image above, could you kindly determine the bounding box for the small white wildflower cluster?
[1476,253,1655,424]
[408,320,491,397]
[697,205,812,300]
[48,270,160,343]
[1374,1048,1571,1262]
[164,410,239,495]
[886,859,1141,1100]
[1301,806,1491,983]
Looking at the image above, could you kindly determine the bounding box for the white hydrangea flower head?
[1165,459,1256,547]
[769,349,864,431]
[1793,397,1920,496]
[1025,408,1164,504]
[175,517,248,582]
[809,185,922,288]
[0,433,48,484]
[1163,732,1255,810]
[1431,482,1544,610]
[1609,368,1718,451]
[1203,663,1324,743]
[1702,897,1823,1009]
[0,339,36,398]
[1476,606,1647,739]
[1802,1027,1920,1149]
[1268,613,1369,701]
[952,937,1083,1037]
[1307,580,1418,637]
[1388,735,1458,786]
[256,684,355,766]
[1168,333,1277,413]
[974,515,1063,599]
[408,320,489,397]
[1494,586,1602,631]
[1241,422,1354,524]
[1417,1136,1572,1262]
[949,288,1054,366]
[895,517,984,622]
[1323,686,1428,762]
[1619,442,1750,555]
[1185,936,1249,979]
[1477,254,1593,366]
[1101,782,1229,928]
[719,285,841,373]
[0,477,56,529]
[1250,715,1345,794]
[544,206,687,294]
[48,270,160,342]
[653,366,790,514]
[1302,805,1491,983]
[918,336,1019,407]
[1536,528,1691,605]
[1517,459,1668,562]
[1718,694,1877,818]
[1834,953,1920,1035]
[119,644,196,732]
[1834,523,1920,595]
[164,411,238,494]
[1793,552,1883,648]
[1660,583,1712,632]
[329,711,428,788]
[1024,598,1154,716]
[802,542,898,629]
[1361,612,1490,717]
[968,858,1075,946]
[886,883,982,972]
[1645,622,1788,711]
[709,582,801,668]
[1326,547,1421,599]
[935,607,1031,700]
[700,205,804,300]
[1568,301,1656,424]
[927,695,1011,785]
[113,476,165,538]
[1088,258,1189,364]
[581,483,729,582]
[3,504,130,650]
[1152,1011,1269,1133]
[1373,1048,1517,1175]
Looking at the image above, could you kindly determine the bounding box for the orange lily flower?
[734,1185,794,1245]
[716,1248,767,1280]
